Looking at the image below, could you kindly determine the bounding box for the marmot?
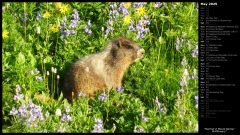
[63,36,145,101]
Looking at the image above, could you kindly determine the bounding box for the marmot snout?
[63,36,144,101]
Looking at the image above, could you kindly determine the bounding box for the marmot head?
[109,36,145,63]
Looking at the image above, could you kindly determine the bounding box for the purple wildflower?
[63,30,70,36]
[36,76,43,81]
[28,100,35,109]
[141,110,149,122]
[129,16,150,39]
[13,84,24,101]
[175,37,182,50]
[109,4,119,19]
[109,10,119,19]
[107,19,113,26]
[27,115,37,122]
[69,9,80,31]
[20,13,28,23]
[119,3,129,16]
[154,97,167,113]
[61,113,72,122]
[59,16,71,39]
[71,9,80,22]
[84,26,92,35]
[98,94,108,101]
[9,107,18,116]
[116,86,124,93]
[109,4,117,10]
[70,30,75,35]
[84,20,92,35]
[159,108,166,113]
[39,113,44,122]
[180,77,187,87]
[133,2,147,8]
[60,16,67,30]
[192,44,198,58]
[92,118,104,133]
[15,84,21,93]
[21,117,27,122]
[60,24,66,31]
[34,123,38,127]
[104,19,114,37]
[11,100,45,127]
[105,4,120,38]
[69,20,77,29]
[178,88,184,94]
[134,126,145,133]
[13,94,24,101]
[180,69,189,87]
[154,2,162,8]
[61,113,67,121]
[128,20,136,31]
[18,104,28,116]
[36,11,42,20]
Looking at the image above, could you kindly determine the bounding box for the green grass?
[2,2,198,133]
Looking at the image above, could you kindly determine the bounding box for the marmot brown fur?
[63,36,145,101]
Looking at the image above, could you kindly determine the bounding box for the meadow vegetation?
[2,2,198,133]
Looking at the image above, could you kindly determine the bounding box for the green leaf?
[28,51,36,66]
[36,43,42,51]
[16,52,25,65]
[58,92,63,102]
[165,29,177,38]
[43,56,52,63]
[28,35,34,42]
[158,36,166,45]
[87,46,95,50]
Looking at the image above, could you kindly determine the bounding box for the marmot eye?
[125,44,134,49]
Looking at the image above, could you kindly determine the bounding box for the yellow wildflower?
[124,2,131,9]
[136,6,146,16]
[59,4,69,14]
[43,11,51,19]
[164,69,169,76]
[123,15,131,25]
[2,30,9,39]
[51,23,59,33]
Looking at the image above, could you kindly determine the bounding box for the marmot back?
[63,37,145,101]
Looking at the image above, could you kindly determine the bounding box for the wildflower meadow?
[2,2,199,133]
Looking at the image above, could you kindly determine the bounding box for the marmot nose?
[139,48,145,55]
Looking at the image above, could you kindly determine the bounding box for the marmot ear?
[112,38,121,48]
[117,39,123,48]
[118,37,127,47]
[112,37,126,48]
